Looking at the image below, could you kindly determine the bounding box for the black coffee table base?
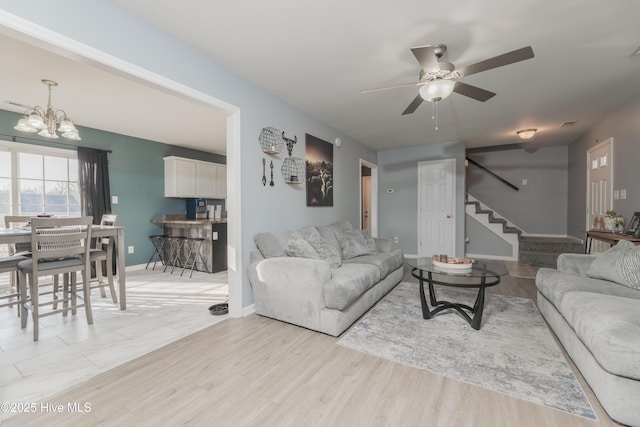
[411,265,501,330]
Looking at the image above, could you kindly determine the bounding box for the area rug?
[338,282,597,420]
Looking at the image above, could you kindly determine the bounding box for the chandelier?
[14,79,81,140]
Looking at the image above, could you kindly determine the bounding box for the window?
[0,141,80,226]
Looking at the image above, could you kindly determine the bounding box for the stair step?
[504,227,522,235]
[519,238,583,253]
[518,236,583,268]
[489,218,507,224]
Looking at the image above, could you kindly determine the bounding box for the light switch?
[111,195,118,204]
[620,189,627,199]
[614,190,620,200]
[521,179,527,186]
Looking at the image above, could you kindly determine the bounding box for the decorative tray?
[431,255,473,270]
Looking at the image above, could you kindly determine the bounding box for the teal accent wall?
[0,109,225,266]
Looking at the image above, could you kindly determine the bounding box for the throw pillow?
[361,229,377,254]
[299,227,341,268]
[285,233,320,260]
[586,240,640,290]
[337,229,375,259]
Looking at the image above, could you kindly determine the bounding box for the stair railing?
[466,157,519,191]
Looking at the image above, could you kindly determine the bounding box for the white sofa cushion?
[342,249,404,280]
[324,263,380,310]
[560,291,640,381]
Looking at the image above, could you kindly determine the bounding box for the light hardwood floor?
[2,263,623,427]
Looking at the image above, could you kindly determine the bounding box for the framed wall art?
[305,134,333,206]
[624,211,640,238]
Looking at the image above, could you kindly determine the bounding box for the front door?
[587,138,613,253]
[418,158,456,257]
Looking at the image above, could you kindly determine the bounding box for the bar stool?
[181,237,210,278]
[165,236,187,274]
[146,234,168,270]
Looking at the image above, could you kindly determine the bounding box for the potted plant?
[606,210,624,233]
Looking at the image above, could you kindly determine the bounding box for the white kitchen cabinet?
[164,156,226,198]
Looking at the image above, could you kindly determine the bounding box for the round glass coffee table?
[407,257,508,330]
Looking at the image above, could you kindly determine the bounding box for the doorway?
[586,137,614,254]
[417,158,456,257]
[359,160,378,235]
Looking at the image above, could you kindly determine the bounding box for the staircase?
[465,195,522,260]
[465,195,583,267]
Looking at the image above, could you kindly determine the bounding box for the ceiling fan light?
[516,128,537,140]
[419,80,456,102]
[14,118,37,132]
[27,113,45,129]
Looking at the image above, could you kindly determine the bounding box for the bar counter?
[150,216,227,273]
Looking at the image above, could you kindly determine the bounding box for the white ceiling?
[2,1,640,153]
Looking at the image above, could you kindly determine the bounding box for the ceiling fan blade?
[360,81,422,94]
[457,46,534,77]
[410,45,441,73]
[453,81,496,102]
[402,95,424,115]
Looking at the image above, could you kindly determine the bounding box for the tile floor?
[0,267,228,411]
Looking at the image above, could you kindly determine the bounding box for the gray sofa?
[248,220,404,336]
[536,246,640,426]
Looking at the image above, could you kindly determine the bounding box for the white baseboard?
[242,304,255,317]
[465,253,517,261]
[125,263,148,271]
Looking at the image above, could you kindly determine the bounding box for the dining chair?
[89,214,118,303]
[3,215,33,301]
[19,216,93,341]
[0,254,29,314]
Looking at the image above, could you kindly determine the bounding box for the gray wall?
[466,145,569,235]
[568,97,640,239]
[378,141,466,257]
[0,109,225,266]
[1,1,377,308]
[465,215,512,257]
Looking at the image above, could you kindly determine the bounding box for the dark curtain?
[77,147,111,222]
[78,147,113,276]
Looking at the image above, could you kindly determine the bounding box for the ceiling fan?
[361,44,535,117]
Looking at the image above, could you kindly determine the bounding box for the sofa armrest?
[248,257,332,330]
[556,253,597,276]
[374,237,392,253]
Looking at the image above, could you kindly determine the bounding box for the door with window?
[418,158,456,257]
[586,138,613,253]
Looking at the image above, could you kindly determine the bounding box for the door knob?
[447,215,451,218]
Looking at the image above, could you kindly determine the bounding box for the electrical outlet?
[393,236,399,243]
[127,246,134,254]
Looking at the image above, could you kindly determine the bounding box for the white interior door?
[587,138,613,253]
[362,176,372,230]
[418,158,456,257]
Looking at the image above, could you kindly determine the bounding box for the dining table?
[0,225,127,310]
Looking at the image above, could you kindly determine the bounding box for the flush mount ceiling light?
[14,79,81,140]
[418,79,456,130]
[516,128,537,140]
